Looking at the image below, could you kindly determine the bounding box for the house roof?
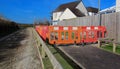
[86,7,98,13]
[70,8,85,17]
[54,1,80,12]
[53,1,85,17]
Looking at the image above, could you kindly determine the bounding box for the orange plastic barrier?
[35,25,49,40]
[35,25,107,45]
[81,26,106,43]
[48,26,82,44]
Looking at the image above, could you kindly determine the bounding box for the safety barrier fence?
[32,28,63,69]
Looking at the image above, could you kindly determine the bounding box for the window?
[65,32,68,40]
[72,32,75,39]
[88,31,94,38]
[83,32,86,39]
[55,32,58,40]
[75,32,78,39]
[61,32,64,40]
[80,32,82,39]
[50,32,54,40]
[97,31,102,38]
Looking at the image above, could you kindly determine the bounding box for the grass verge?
[39,43,79,69]
[101,43,120,54]
[47,44,74,69]
[43,57,53,69]
[39,47,53,69]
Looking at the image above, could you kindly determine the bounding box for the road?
[0,28,43,69]
[59,45,120,69]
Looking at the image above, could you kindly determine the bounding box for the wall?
[116,0,120,12]
[59,8,77,21]
[53,11,63,21]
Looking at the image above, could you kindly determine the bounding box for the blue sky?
[0,0,115,24]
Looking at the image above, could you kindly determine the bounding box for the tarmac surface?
[59,45,120,69]
[0,28,42,69]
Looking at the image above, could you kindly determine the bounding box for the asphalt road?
[59,45,120,69]
[0,28,42,69]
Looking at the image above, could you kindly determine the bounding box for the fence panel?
[57,12,120,42]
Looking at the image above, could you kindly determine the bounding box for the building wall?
[53,12,63,21]
[59,8,77,21]
[88,12,96,16]
[76,2,88,16]
[100,6,116,14]
[116,0,120,12]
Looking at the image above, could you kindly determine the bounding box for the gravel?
[0,28,42,69]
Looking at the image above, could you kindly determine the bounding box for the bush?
[0,18,19,38]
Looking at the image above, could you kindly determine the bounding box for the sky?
[0,0,115,24]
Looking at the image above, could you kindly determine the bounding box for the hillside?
[0,18,19,38]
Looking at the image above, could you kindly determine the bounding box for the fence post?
[98,40,101,48]
[113,43,116,53]
[33,28,63,69]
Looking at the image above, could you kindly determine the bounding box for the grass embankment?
[39,44,74,69]
[43,56,53,69]
[101,43,120,54]
[47,44,74,69]
[18,24,33,29]
[39,45,53,69]
[0,18,34,39]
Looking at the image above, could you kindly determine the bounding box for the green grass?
[47,44,74,69]
[39,46,53,69]
[116,46,120,54]
[39,44,76,69]
[43,57,53,69]
[101,43,120,54]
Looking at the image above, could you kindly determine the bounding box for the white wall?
[53,12,63,21]
[52,21,58,25]
[76,2,88,16]
[59,8,77,21]
[88,12,95,16]
[116,0,120,12]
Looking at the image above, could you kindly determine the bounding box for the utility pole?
[98,0,101,26]
[98,0,101,38]
[98,0,100,13]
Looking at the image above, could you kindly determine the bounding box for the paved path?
[0,28,43,69]
[59,46,120,69]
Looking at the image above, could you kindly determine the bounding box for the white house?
[116,0,120,12]
[99,0,120,14]
[52,1,98,25]
[52,1,87,25]
[86,7,98,16]
[100,6,116,14]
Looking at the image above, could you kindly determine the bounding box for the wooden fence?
[32,28,63,69]
[57,12,120,42]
